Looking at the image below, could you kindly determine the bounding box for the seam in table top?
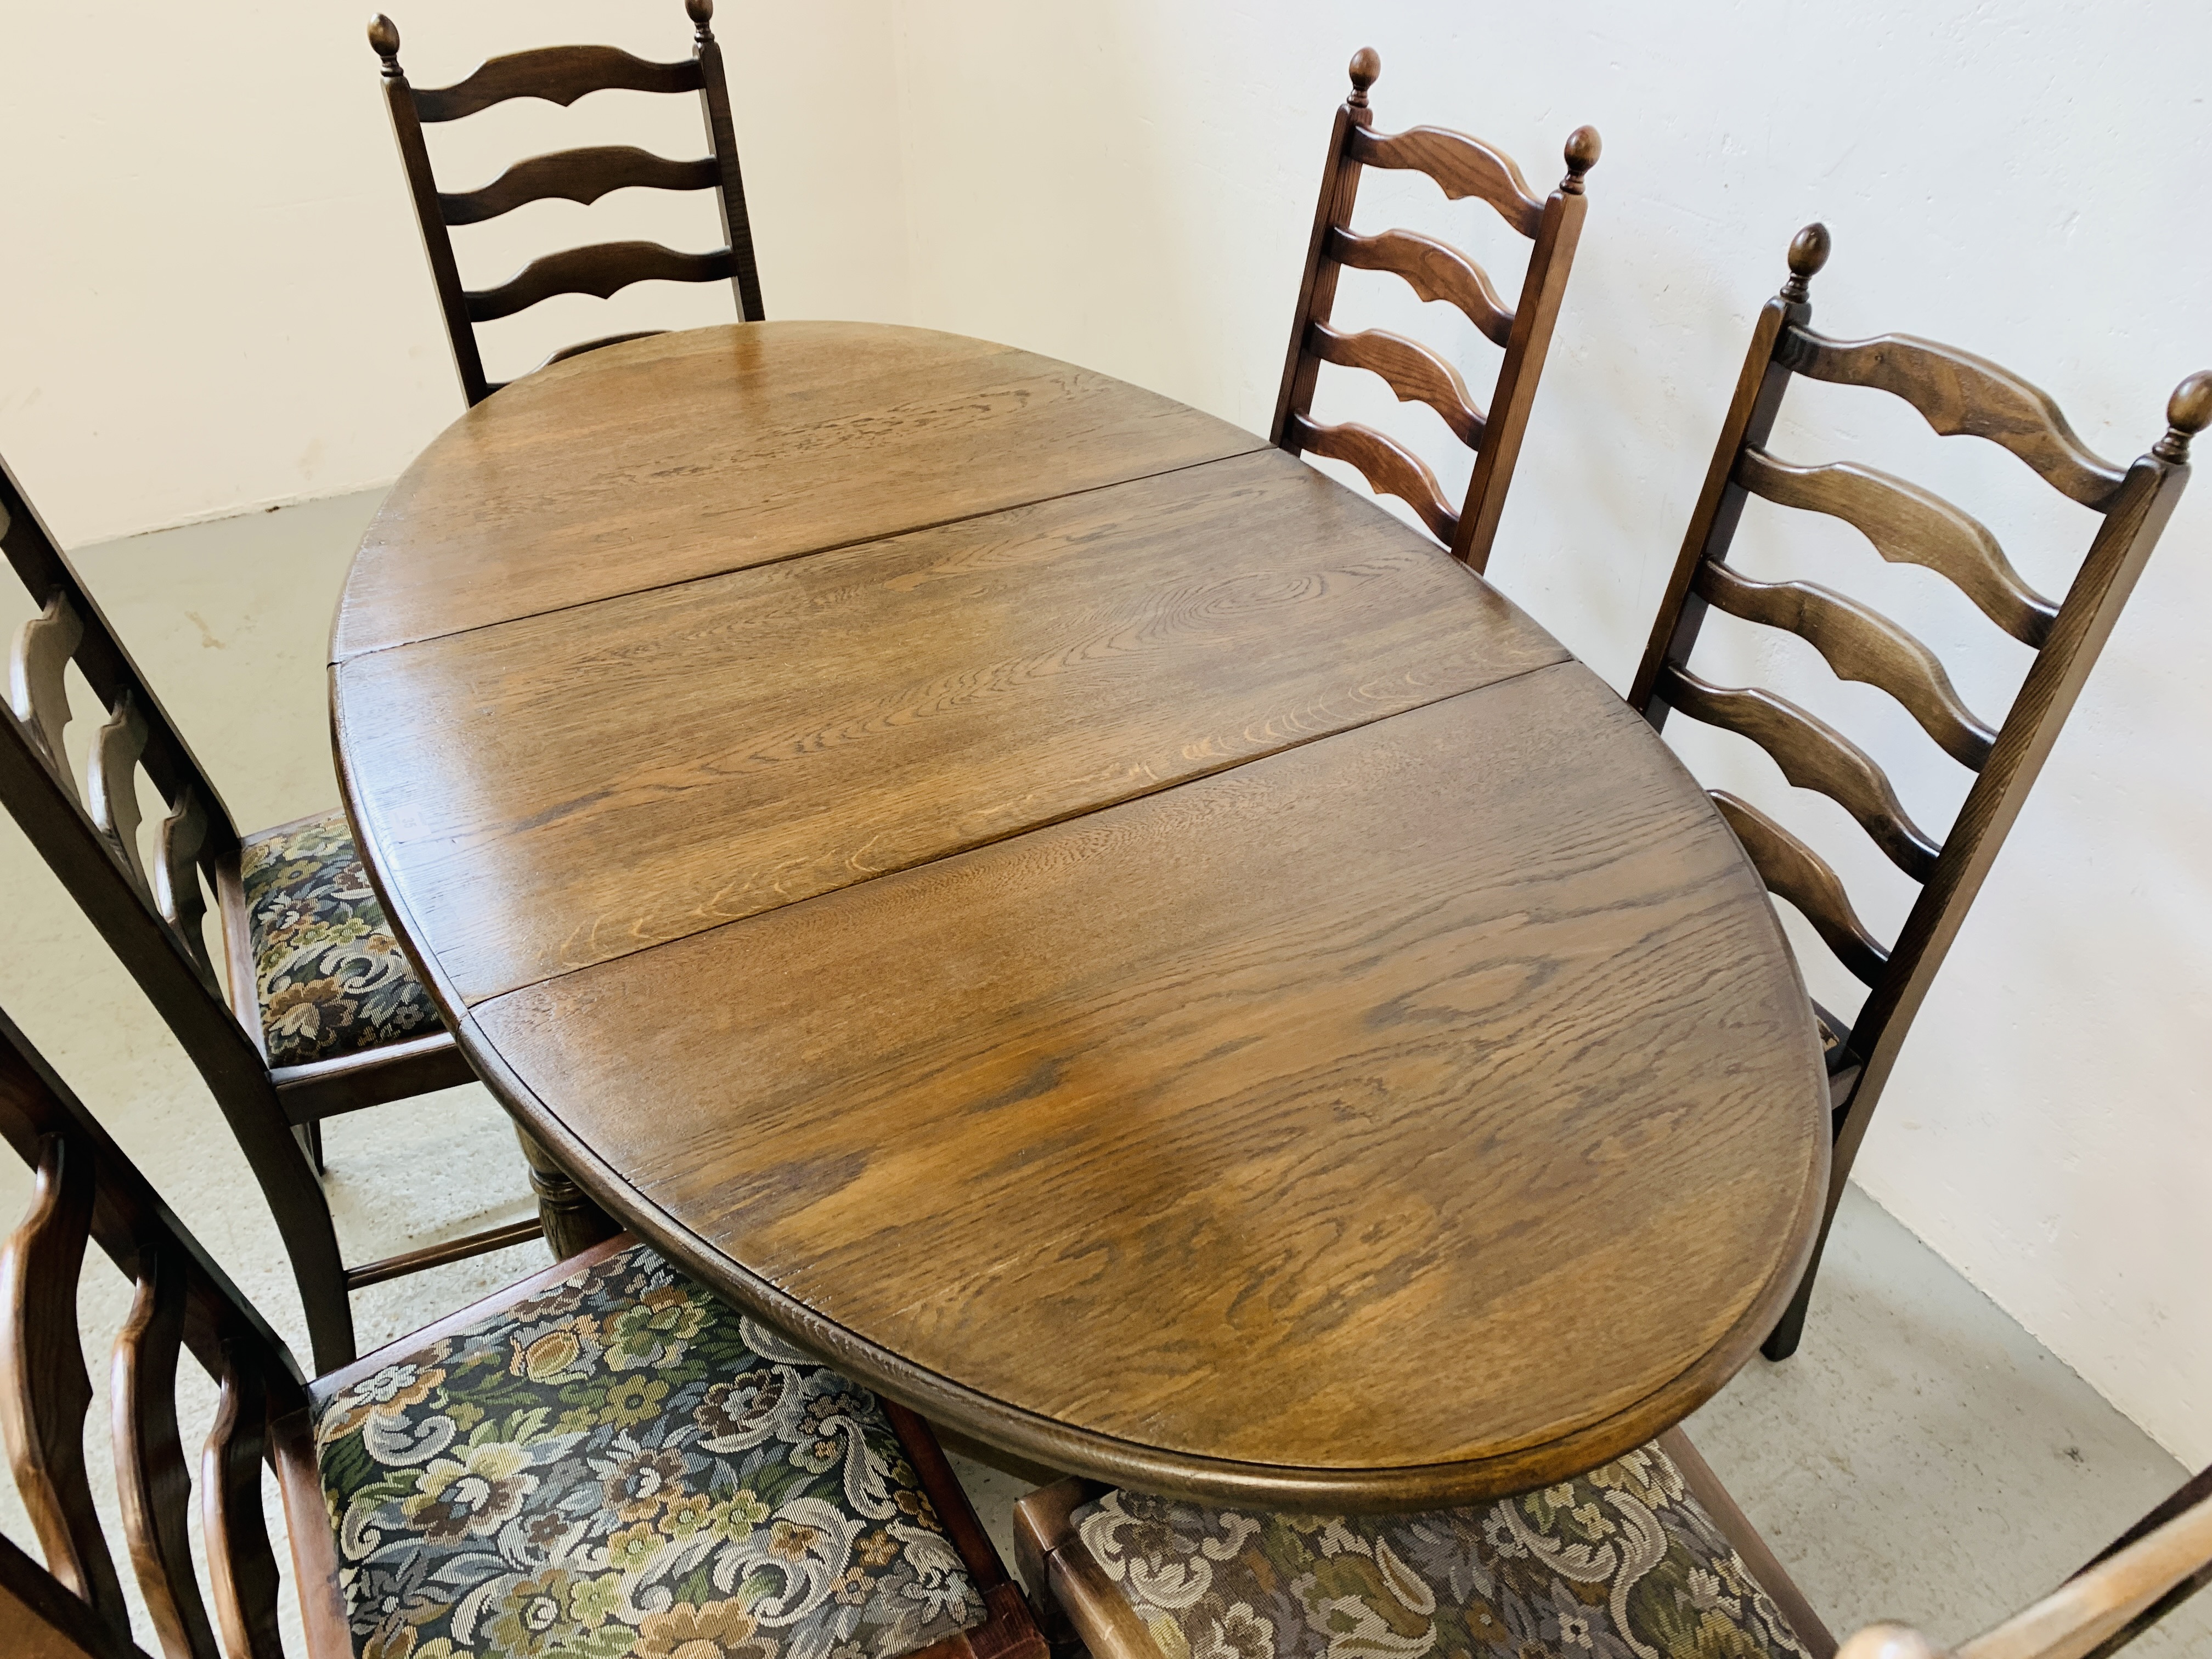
[459,656,1579,1012]
[331,439,1274,664]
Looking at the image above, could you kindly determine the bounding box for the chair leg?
[1767,1066,1881,1362]
[514,1125,622,1260]
[1761,1256,1819,1361]
[250,1114,356,1371]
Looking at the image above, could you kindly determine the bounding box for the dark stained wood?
[1346,123,1544,234]
[1712,792,1889,988]
[1,448,521,1373]
[514,1127,623,1259]
[8,593,81,770]
[1,1014,1041,1659]
[1308,321,1486,443]
[340,1216,547,1292]
[1327,225,1514,347]
[1659,668,1942,879]
[1628,225,2204,1361]
[1777,326,2130,509]
[370,18,490,403]
[1735,448,2057,647]
[369,3,766,404]
[1272,50,1597,574]
[1694,560,1997,769]
[335,447,1561,1002]
[411,44,701,123]
[1286,413,1459,541]
[199,1355,281,1659]
[460,670,1827,1509]
[690,0,766,324]
[438,145,721,224]
[111,1248,220,1659]
[1455,129,1598,569]
[1267,52,1370,452]
[87,697,153,897]
[0,1530,150,1659]
[0,1018,312,1656]
[465,240,736,321]
[334,322,1265,657]
[1624,242,1815,718]
[268,1029,475,1123]
[1,1137,131,1641]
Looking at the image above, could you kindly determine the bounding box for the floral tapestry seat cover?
[241,810,444,1068]
[1071,1443,1814,1659]
[312,1242,986,1659]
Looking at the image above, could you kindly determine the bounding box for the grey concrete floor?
[0,489,2202,1657]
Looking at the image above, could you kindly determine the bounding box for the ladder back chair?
[1273,47,1599,572]
[369,0,765,407]
[1014,1433,2212,1659]
[1626,225,2209,1360]
[0,1006,1047,1659]
[0,453,579,1374]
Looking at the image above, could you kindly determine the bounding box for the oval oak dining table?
[331,320,1830,1513]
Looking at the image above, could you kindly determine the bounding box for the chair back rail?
[0,1009,304,1659]
[1271,48,1598,572]
[369,0,765,407]
[0,459,355,1371]
[1836,1471,2212,1659]
[1626,221,2209,1358]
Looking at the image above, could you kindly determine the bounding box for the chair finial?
[2154,370,2212,462]
[1782,223,1831,302]
[1560,126,1601,194]
[686,0,715,43]
[367,13,402,73]
[1347,47,1381,107]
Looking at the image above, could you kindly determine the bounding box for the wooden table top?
[333,321,1829,1511]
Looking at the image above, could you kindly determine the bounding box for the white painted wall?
[2,1,2207,1461]
[0,0,910,544]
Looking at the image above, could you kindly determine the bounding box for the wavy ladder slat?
[1695,561,1997,769]
[88,696,152,899]
[1778,327,2130,510]
[1,1136,132,1642]
[1737,448,2059,647]
[114,1247,221,1659]
[1347,125,1545,236]
[1286,414,1460,545]
[1325,226,1516,348]
[201,1352,283,1659]
[1660,667,1943,882]
[1712,791,1891,988]
[440,145,720,225]
[413,45,702,123]
[8,592,81,772]
[466,241,737,322]
[1309,322,1487,446]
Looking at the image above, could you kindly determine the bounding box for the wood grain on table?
[334,324,1262,658]
[332,321,1829,1509]
[471,669,1826,1505]
[335,448,1566,1001]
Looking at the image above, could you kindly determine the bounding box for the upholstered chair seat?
[311,1239,991,1659]
[241,810,444,1068]
[1023,1441,1817,1659]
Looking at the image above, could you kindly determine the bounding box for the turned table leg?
[515,1126,623,1259]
